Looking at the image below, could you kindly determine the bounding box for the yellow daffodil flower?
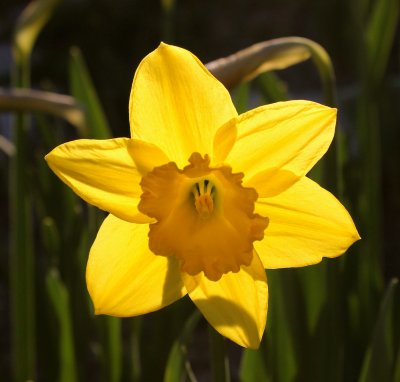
[45,43,360,349]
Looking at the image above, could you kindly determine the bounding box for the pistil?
[139,152,269,280]
[192,179,214,217]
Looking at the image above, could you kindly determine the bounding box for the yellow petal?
[139,153,268,281]
[244,168,300,198]
[87,214,186,316]
[212,117,237,164]
[45,138,156,223]
[182,253,268,349]
[128,139,170,175]
[226,100,336,180]
[255,177,360,268]
[129,43,237,167]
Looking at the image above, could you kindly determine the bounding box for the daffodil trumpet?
[45,43,360,348]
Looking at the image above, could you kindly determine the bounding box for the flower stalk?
[209,326,230,382]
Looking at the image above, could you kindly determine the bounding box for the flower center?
[192,180,214,218]
[138,153,269,281]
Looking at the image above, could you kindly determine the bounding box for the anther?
[192,179,214,217]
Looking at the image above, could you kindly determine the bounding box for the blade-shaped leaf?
[232,83,250,114]
[239,349,268,382]
[358,278,398,382]
[13,0,61,62]
[394,342,400,382]
[365,0,399,85]
[69,47,112,139]
[46,268,78,382]
[10,1,61,380]
[164,310,201,382]
[256,72,288,103]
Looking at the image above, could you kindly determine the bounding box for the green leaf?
[128,318,142,382]
[260,270,299,382]
[69,47,112,139]
[270,271,301,382]
[394,341,400,382]
[10,1,61,379]
[365,0,399,85]
[104,317,122,382]
[239,349,268,382]
[232,83,250,114]
[164,310,201,382]
[41,217,60,257]
[46,268,78,382]
[358,278,398,382]
[13,0,61,63]
[160,0,176,42]
[256,72,288,103]
[352,0,398,339]
[297,265,327,335]
[209,326,230,382]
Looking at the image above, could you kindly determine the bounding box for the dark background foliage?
[1,0,399,381]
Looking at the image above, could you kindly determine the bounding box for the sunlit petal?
[139,153,268,281]
[212,117,237,164]
[255,177,360,268]
[45,43,361,350]
[129,139,170,175]
[87,214,186,316]
[45,138,150,223]
[129,43,237,167]
[226,100,336,180]
[244,167,300,198]
[182,253,268,349]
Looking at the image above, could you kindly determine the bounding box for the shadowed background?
[0,0,399,381]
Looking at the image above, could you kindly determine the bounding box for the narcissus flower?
[45,43,360,348]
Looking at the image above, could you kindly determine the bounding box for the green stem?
[208,326,230,382]
[106,317,122,382]
[10,55,36,381]
[160,0,175,43]
[130,317,142,382]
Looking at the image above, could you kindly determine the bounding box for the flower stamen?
[192,179,215,217]
[139,153,269,281]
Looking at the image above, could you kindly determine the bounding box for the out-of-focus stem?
[9,55,36,382]
[208,326,230,382]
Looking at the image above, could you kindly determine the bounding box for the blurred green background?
[1,0,399,381]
